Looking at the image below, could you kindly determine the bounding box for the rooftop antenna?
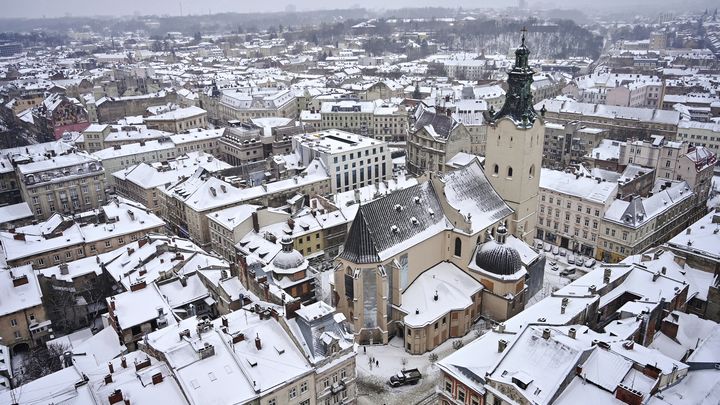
[179,1,183,17]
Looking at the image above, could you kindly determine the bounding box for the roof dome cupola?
[474,224,522,276]
[271,236,306,271]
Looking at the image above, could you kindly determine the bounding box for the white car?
[585,258,596,268]
[559,249,567,257]
[552,246,559,255]
[576,257,585,267]
[544,244,552,252]
[567,254,575,265]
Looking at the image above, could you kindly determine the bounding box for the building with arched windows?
[484,32,545,243]
[332,159,545,353]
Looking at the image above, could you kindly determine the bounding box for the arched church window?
[529,164,535,178]
[493,164,499,175]
[507,166,513,177]
[454,237,462,257]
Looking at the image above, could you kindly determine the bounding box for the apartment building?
[406,107,471,176]
[112,151,231,215]
[144,106,208,133]
[0,198,165,269]
[163,161,330,247]
[93,128,223,179]
[0,266,51,354]
[542,121,608,169]
[537,169,619,257]
[207,87,297,122]
[319,100,409,142]
[618,136,715,215]
[539,98,680,140]
[83,124,171,153]
[677,120,720,152]
[562,72,664,108]
[17,151,108,220]
[293,130,391,193]
[597,180,695,262]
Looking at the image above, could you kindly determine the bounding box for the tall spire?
[491,28,539,128]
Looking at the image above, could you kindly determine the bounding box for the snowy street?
[356,320,489,405]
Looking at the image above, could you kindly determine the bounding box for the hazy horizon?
[1,0,715,19]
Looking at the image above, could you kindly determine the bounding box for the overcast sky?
[0,0,706,18]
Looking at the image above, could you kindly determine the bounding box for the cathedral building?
[332,35,546,353]
[332,159,545,352]
[484,31,545,243]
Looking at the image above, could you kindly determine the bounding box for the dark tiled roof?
[339,182,445,264]
[413,109,457,139]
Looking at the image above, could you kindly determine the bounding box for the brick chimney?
[255,334,262,350]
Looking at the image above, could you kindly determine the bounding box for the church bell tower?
[485,29,544,243]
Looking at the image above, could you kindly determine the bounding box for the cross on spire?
[520,26,528,46]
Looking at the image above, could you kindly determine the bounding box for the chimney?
[652,272,661,282]
[120,356,127,368]
[603,268,612,284]
[589,285,597,295]
[130,279,146,291]
[108,362,114,374]
[433,290,438,301]
[12,275,29,287]
[615,384,644,405]
[152,372,164,385]
[542,328,551,340]
[138,237,149,248]
[498,339,508,352]
[497,323,506,333]
[135,357,151,371]
[255,334,262,350]
[221,316,228,328]
[252,211,259,233]
[110,297,116,311]
[179,276,187,287]
[232,333,245,344]
[104,374,113,384]
[108,389,124,404]
[623,341,634,350]
[60,263,69,275]
[568,327,576,339]
[661,318,679,339]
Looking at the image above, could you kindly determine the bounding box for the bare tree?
[15,343,69,385]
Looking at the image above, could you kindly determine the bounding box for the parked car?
[576,257,585,267]
[549,261,557,267]
[536,241,544,250]
[567,254,575,265]
[544,244,552,252]
[585,258,596,268]
[551,266,559,272]
[389,369,422,387]
[559,249,567,257]
[560,267,576,277]
[552,246,559,255]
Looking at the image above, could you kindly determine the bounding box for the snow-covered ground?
[356,320,490,405]
[528,240,598,306]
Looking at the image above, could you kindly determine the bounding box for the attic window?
[414,196,421,204]
[274,346,285,355]
[410,217,418,225]
[394,204,403,212]
[247,359,258,367]
[390,225,399,234]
